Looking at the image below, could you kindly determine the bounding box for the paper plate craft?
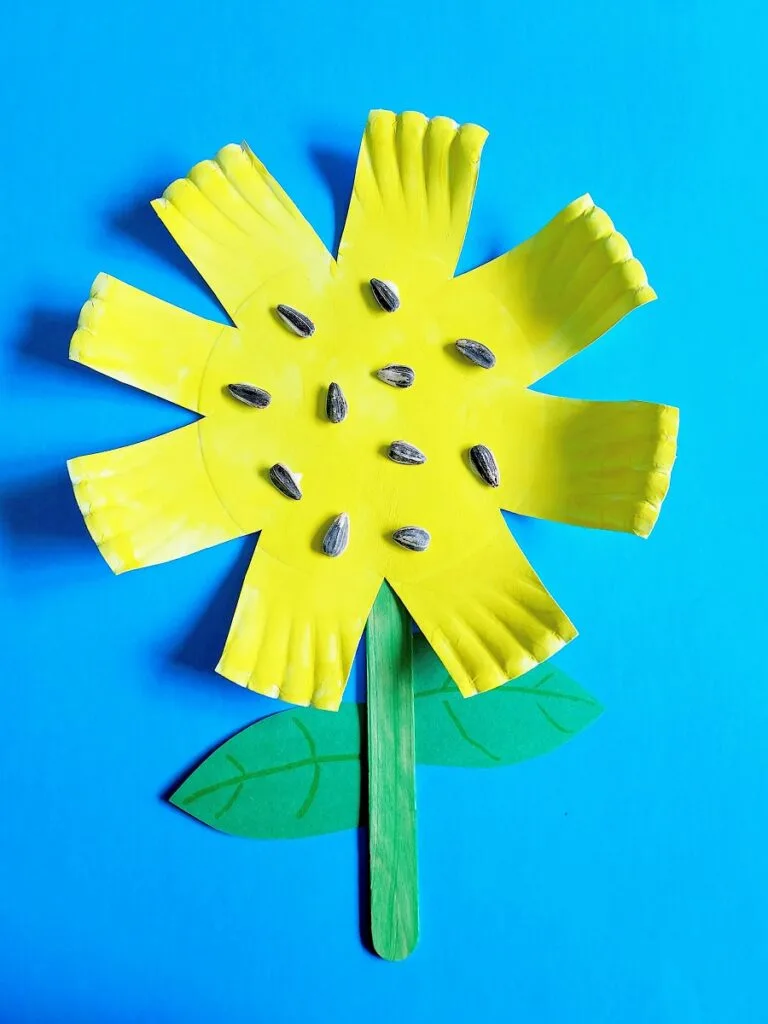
[68,110,678,960]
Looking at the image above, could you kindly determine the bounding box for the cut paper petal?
[68,424,245,573]
[444,194,656,385]
[478,391,679,536]
[390,515,577,697]
[337,110,488,287]
[152,143,333,322]
[70,273,232,412]
[217,539,381,710]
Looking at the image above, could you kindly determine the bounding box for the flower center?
[219,280,499,559]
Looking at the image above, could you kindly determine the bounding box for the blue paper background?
[1,2,765,1021]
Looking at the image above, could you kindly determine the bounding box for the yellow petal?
[337,110,488,289]
[390,514,577,697]
[68,424,247,573]
[217,531,381,710]
[478,391,679,537]
[443,195,656,384]
[152,143,333,322]
[70,273,232,412]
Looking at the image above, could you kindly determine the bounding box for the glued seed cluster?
[225,279,501,557]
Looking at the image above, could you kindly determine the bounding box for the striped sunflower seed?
[370,278,400,312]
[377,364,415,388]
[226,383,271,409]
[392,526,430,552]
[456,338,496,369]
[388,441,426,465]
[269,463,302,500]
[276,304,315,337]
[469,444,500,487]
[322,513,349,557]
[326,382,348,423]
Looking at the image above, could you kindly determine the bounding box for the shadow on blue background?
[4,314,92,555]
[308,146,357,255]
[108,177,234,324]
[2,467,85,548]
[170,535,258,679]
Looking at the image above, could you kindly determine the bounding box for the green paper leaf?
[412,635,603,767]
[170,636,602,838]
[170,704,363,838]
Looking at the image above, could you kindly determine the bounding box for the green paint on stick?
[365,582,419,961]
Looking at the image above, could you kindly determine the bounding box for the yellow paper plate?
[69,110,678,709]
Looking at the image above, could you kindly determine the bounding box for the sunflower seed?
[276,304,315,337]
[469,444,500,487]
[388,441,426,465]
[376,364,415,388]
[326,382,348,423]
[456,338,496,369]
[322,513,349,557]
[392,526,430,552]
[370,278,400,312]
[269,463,302,500]
[226,383,271,409]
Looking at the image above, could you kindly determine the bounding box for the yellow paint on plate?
[68,110,678,709]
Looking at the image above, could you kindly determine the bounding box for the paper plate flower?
[68,109,678,960]
[68,109,678,712]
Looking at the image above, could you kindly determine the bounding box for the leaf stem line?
[226,753,246,774]
[415,677,597,707]
[292,715,322,818]
[483,685,597,705]
[414,683,455,699]
[442,700,501,762]
[535,701,574,734]
[180,753,358,806]
[215,782,243,819]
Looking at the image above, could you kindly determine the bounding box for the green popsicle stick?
[365,581,418,961]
